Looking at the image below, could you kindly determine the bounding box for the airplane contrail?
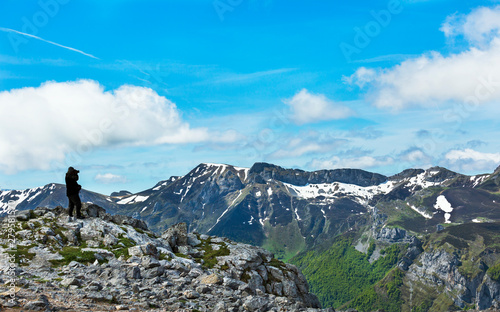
[0,27,100,60]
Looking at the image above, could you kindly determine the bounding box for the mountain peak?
[110,190,132,197]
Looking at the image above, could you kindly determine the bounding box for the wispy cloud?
[0,27,100,60]
[353,54,419,64]
[284,89,354,125]
[95,173,128,184]
[210,68,297,84]
[0,54,75,66]
[345,6,500,110]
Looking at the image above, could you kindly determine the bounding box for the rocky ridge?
[0,204,324,311]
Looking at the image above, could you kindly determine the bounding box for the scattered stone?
[15,209,31,221]
[104,233,119,247]
[243,296,268,311]
[23,294,50,311]
[199,273,223,285]
[61,277,81,287]
[161,222,188,251]
[183,290,200,299]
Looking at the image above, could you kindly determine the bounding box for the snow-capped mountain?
[0,183,119,214]
[3,162,500,258]
[4,162,500,311]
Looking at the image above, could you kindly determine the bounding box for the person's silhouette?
[65,167,83,219]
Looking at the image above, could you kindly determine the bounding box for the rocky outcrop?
[0,205,324,311]
[375,227,411,243]
[406,248,500,310]
[249,162,387,187]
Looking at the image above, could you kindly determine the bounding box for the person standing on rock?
[65,167,83,220]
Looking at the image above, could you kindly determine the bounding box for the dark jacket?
[65,171,81,196]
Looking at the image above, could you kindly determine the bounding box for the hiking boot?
[76,215,85,220]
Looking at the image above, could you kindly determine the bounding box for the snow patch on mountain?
[234,166,250,181]
[408,202,433,219]
[406,172,441,190]
[434,195,453,223]
[283,180,396,203]
[117,195,149,205]
[470,175,489,188]
[0,186,47,211]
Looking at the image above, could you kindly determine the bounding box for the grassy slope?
[290,234,406,309]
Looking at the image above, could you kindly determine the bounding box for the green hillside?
[290,234,407,309]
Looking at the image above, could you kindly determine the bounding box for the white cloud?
[284,89,353,125]
[0,79,234,173]
[95,173,128,184]
[446,148,500,162]
[268,135,348,159]
[398,147,433,163]
[309,155,394,170]
[444,148,500,172]
[441,6,500,47]
[346,6,500,110]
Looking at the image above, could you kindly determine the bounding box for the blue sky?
[1,0,500,195]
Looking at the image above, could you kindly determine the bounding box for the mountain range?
[3,162,500,311]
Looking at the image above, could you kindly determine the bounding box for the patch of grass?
[175,252,190,259]
[134,227,156,239]
[291,234,406,309]
[195,238,230,269]
[268,258,287,272]
[346,268,405,312]
[49,247,100,266]
[6,244,36,266]
[241,268,251,283]
[110,234,136,259]
[262,219,306,262]
[134,227,146,234]
[367,242,376,259]
[52,227,69,244]
[487,262,500,281]
[111,246,130,259]
[117,234,136,247]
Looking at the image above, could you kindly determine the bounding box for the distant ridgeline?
[2,162,500,310]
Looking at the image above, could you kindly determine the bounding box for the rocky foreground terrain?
[0,204,330,311]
